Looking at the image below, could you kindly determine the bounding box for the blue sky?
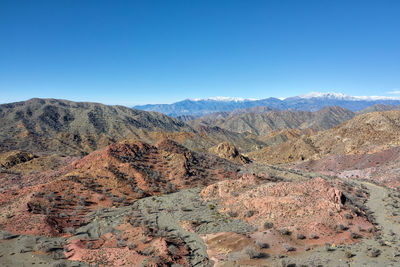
[1,0,400,105]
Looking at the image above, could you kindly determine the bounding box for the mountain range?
[0,98,264,156]
[187,106,355,136]
[134,92,400,116]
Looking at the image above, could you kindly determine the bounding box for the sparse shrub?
[52,261,67,267]
[167,244,178,254]
[296,233,306,240]
[282,243,295,252]
[279,259,296,267]
[378,239,387,246]
[227,210,238,218]
[245,210,254,218]
[97,195,106,201]
[255,240,269,249]
[345,250,354,258]
[325,243,335,252]
[368,248,381,257]
[117,240,126,247]
[344,213,353,219]
[309,233,318,239]
[263,221,273,230]
[350,232,362,239]
[243,246,261,259]
[279,228,291,236]
[231,192,239,197]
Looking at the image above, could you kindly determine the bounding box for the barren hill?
[208,142,251,164]
[188,106,354,136]
[356,104,400,114]
[0,98,193,155]
[294,146,400,189]
[250,110,400,164]
[0,139,239,236]
[147,125,266,155]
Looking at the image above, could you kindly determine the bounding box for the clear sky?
[1,0,400,105]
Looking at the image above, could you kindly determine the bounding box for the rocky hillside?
[208,142,251,164]
[356,104,400,114]
[0,139,240,238]
[147,125,266,154]
[0,98,193,155]
[188,106,355,136]
[69,139,240,195]
[250,110,400,164]
[294,146,400,189]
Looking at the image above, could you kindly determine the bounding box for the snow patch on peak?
[189,96,259,102]
[298,92,400,101]
[299,92,353,100]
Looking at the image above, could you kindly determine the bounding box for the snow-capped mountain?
[134,92,400,117]
[298,92,354,100]
[189,96,258,102]
[297,92,400,101]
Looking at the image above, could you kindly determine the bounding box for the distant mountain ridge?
[187,106,355,136]
[134,92,400,116]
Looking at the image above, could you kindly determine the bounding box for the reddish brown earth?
[1,138,239,232]
[200,175,373,261]
[0,139,241,266]
[294,146,400,189]
[65,221,189,266]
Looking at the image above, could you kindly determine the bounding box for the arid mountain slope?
[250,110,400,164]
[148,125,266,154]
[258,128,316,146]
[1,139,239,235]
[356,104,400,114]
[294,146,400,189]
[188,106,354,136]
[0,98,193,155]
[70,139,240,194]
[208,142,251,164]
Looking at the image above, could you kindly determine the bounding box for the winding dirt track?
[253,180,400,267]
[360,181,400,238]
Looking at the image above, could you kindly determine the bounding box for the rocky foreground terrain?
[1,99,400,266]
